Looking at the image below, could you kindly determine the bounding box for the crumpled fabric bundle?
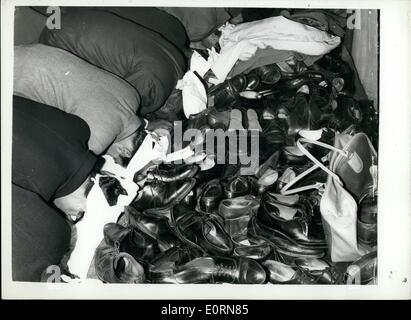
[210,16,341,84]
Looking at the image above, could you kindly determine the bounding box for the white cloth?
[67,174,137,279]
[190,50,211,78]
[176,70,207,118]
[210,17,341,84]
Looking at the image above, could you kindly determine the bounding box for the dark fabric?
[99,7,188,50]
[158,7,231,41]
[40,8,186,115]
[282,10,347,37]
[12,95,98,200]
[12,184,71,282]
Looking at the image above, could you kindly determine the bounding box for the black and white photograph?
[1,0,410,301]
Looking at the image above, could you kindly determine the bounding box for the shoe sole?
[248,218,325,258]
[257,219,328,249]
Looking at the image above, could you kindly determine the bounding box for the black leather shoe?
[119,206,184,251]
[247,215,325,259]
[224,176,250,199]
[131,178,196,213]
[151,256,266,284]
[103,222,162,262]
[207,74,247,111]
[248,63,282,85]
[257,194,326,247]
[149,245,203,270]
[146,164,199,182]
[171,204,234,256]
[233,243,272,261]
[261,118,287,145]
[196,179,223,213]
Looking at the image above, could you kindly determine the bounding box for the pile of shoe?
[93,47,378,285]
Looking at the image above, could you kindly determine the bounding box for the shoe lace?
[295,197,314,228]
[212,262,237,283]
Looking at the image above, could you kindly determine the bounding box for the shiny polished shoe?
[207,74,248,111]
[261,118,287,145]
[146,164,199,182]
[233,242,272,261]
[94,241,145,283]
[218,195,259,220]
[247,214,325,259]
[196,179,223,213]
[152,256,267,284]
[134,211,183,251]
[257,194,326,247]
[171,204,234,256]
[130,177,196,213]
[149,245,203,270]
[103,222,162,262]
[224,176,250,199]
